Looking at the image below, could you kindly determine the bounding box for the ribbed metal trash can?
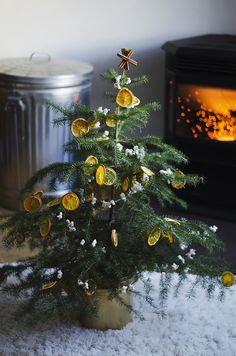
[0,54,93,210]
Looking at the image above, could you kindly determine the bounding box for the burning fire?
[177,85,236,141]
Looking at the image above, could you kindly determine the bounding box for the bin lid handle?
[29,52,51,62]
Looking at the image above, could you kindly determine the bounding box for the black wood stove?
[162,34,236,221]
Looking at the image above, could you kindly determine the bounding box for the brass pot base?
[79,289,132,330]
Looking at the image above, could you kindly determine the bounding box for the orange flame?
[177,85,236,141]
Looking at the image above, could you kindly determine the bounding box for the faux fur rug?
[0,273,235,356]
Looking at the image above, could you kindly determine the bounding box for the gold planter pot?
[79,289,132,330]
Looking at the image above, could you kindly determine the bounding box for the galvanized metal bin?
[0,54,93,210]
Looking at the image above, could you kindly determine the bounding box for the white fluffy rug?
[0,273,235,356]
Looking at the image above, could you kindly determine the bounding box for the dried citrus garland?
[221,271,235,287]
[23,192,42,213]
[121,177,130,192]
[171,170,186,190]
[111,229,118,247]
[140,166,155,176]
[106,117,117,127]
[162,232,174,244]
[40,217,52,238]
[42,281,57,290]
[47,197,62,207]
[61,192,80,211]
[116,87,140,108]
[71,118,89,137]
[103,168,117,186]
[96,165,106,185]
[84,155,98,175]
[147,227,161,246]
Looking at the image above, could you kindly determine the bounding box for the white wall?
[0,0,235,136]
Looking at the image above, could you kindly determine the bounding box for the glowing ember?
[176,85,236,141]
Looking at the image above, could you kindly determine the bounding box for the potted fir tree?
[0,49,234,330]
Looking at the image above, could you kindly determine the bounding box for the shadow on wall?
[89,46,165,138]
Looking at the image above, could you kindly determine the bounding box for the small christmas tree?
[0,49,234,324]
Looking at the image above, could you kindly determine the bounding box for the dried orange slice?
[162,232,174,244]
[85,155,98,165]
[147,228,161,246]
[40,217,52,237]
[71,118,89,137]
[42,281,57,290]
[61,192,80,211]
[32,190,43,198]
[171,170,186,190]
[164,217,180,225]
[221,271,235,287]
[121,177,130,192]
[96,165,106,185]
[23,195,42,213]
[47,197,62,208]
[111,229,118,247]
[116,87,135,108]
[84,155,98,175]
[106,117,117,127]
[140,166,155,176]
[132,96,140,106]
[104,167,117,186]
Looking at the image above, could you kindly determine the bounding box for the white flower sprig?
[209,225,218,233]
[77,279,85,286]
[116,143,123,152]
[172,263,179,271]
[116,143,145,160]
[159,168,173,176]
[91,239,97,247]
[84,281,89,289]
[57,212,63,220]
[101,200,116,208]
[94,121,100,128]
[125,145,145,160]
[91,196,97,205]
[131,181,143,193]
[186,249,196,259]
[66,219,76,232]
[57,270,63,279]
[100,170,151,209]
[43,268,56,276]
[180,243,188,250]
[114,75,122,89]
[177,255,185,264]
[103,130,109,137]
[159,168,173,184]
[120,193,127,201]
[97,107,110,115]
[100,180,145,209]
[114,75,132,89]
[125,148,134,156]
[122,285,128,293]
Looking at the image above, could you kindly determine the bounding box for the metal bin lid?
[0,53,93,88]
